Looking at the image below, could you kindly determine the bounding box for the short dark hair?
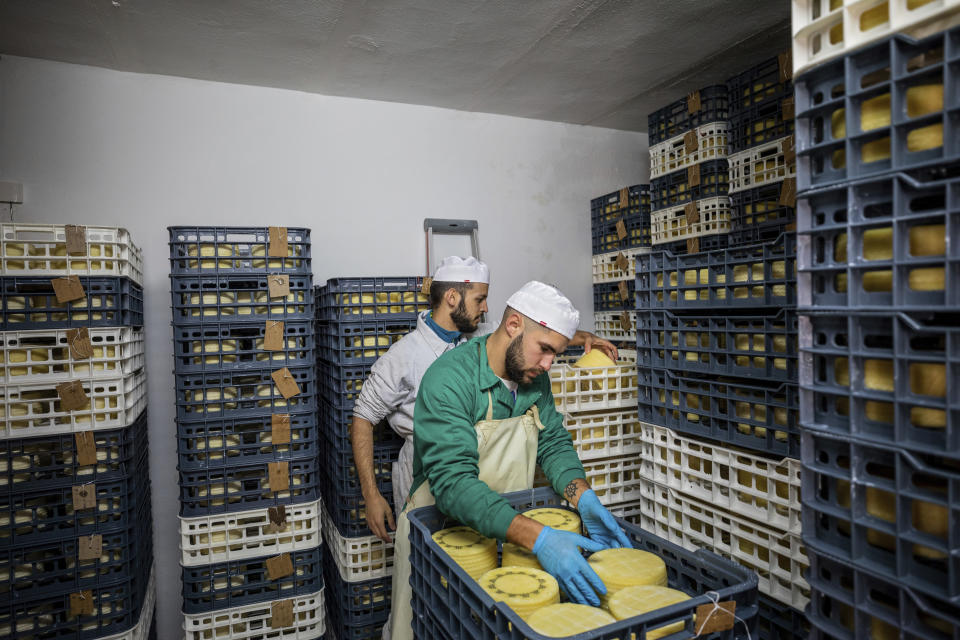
[429,281,472,310]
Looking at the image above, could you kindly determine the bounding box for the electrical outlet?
[0,181,24,204]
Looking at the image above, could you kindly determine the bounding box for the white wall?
[0,55,648,639]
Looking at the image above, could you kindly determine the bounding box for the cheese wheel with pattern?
[607,585,692,639]
[523,508,581,534]
[432,526,497,580]
[588,548,668,607]
[479,566,559,620]
[501,543,541,570]
[526,603,616,637]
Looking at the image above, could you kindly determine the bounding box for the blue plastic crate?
[729,183,796,246]
[168,226,312,275]
[651,159,730,212]
[170,273,314,324]
[797,163,960,312]
[794,25,960,192]
[174,365,317,421]
[728,99,796,155]
[635,233,796,310]
[648,85,729,146]
[806,549,960,640]
[0,276,143,330]
[591,210,651,255]
[318,399,403,447]
[756,593,808,640]
[181,546,323,614]
[658,232,730,255]
[173,320,316,373]
[590,184,651,225]
[636,308,798,383]
[0,409,148,491]
[178,456,320,517]
[800,311,959,459]
[726,54,794,119]
[322,548,391,626]
[408,486,759,640]
[316,277,429,322]
[592,280,634,312]
[801,429,960,605]
[177,411,318,471]
[318,469,394,540]
[637,368,800,458]
[316,317,416,366]
[318,361,372,410]
[320,429,399,498]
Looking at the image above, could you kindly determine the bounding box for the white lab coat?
[352,311,493,509]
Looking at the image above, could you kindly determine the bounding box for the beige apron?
[384,391,545,640]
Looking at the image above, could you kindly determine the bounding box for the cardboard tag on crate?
[268,274,290,299]
[687,164,700,187]
[65,225,87,256]
[269,461,290,492]
[72,483,96,510]
[52,276,85,303]
[684,130,698,154]
[268,226,288,258]
[618,187,630,209]
[266,553,294,580]
[779,177,797,207]
[266,505,288,534]
[687,90,701,113]
[684,202,699,225]
[264,321,285,351]
[615,252,629,273]
[272,414,291,445]
[75,431,97,466]
[271,599,294,628]
[687,237,700,254]
[58,381,89,411]
[619,310,632,331]
[420,277,432,295]
[78,534,102,561]
[615,219,627,241]
[271,367,301,399]
[783,134,796,167]
[617,280,629,301]
[782,96,795,121]
[695,600,736,635]
[66,327,93,360]
[70,591,95,617]
[778,51,793,81]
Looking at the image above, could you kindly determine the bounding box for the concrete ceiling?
[0,0,790,132]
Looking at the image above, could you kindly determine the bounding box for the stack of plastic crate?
[590,184,651,346]
[0,223,155,639]
[648,85,732,254]
[169,227,325,640]
[727,53,798,246]
[314,276,428,640]
[794,20,960,639]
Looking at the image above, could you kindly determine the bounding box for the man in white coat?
[350,256,617,543]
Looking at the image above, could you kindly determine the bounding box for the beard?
[450,299,480,333]
[504,333,542,385]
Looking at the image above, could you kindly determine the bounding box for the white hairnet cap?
[506,281,579,339]
[432,256,490,284]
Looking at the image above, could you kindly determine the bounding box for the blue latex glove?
[577,489,633,549]
[533,526,607,606]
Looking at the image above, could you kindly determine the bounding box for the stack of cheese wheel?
[479,567,560,620]
[588,548,668,609]
[607,585,692,640]
[526,603,616,637]
[502,507,583,571]
[432,526,498,580]
[501,543,540,570]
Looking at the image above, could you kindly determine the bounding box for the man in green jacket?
[385,281,631,640]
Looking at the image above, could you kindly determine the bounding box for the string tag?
[72,483,96,510]
[268,274,290,299]
[65,225,87,255]
[694,592,749,639]
[70,590,95,616]
[66,327,93,359]
[52,275,85,303]
[271,599,294,627]
[271,367,301,399]
[264,321,285,351]
[266,553,294,580]
[268,227,288,258]
[272,414,291,444]
[75,431,97,466]
[77,534,102,561]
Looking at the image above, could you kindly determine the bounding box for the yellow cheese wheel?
[433,527,498,580]
[588,548,667,607]
[863,227,892,260]
[524,508,582,535]
[574,351,617,368]
[607,585,692,639]
[479,566,560,620]
[909,267,944,291]
[501,543,541,570]
[526,603,616,637]
[910,224,945,256]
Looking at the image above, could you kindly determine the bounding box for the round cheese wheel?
[526,603,616,637]
[574,350,616,368]
[479,566,559,619]
[607,585,691,639]
[588,548,668,607]
[523,508,581,535]
[432,526,497,579]
[501,543,541,570]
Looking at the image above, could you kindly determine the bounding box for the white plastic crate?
[565,410,643,461]
[728,136,796,195]
[591,247,651,284]
[179,499,322,566]
[792,0,960,75]
[0,327,144,384]
[582,456,645,506]
[321,502,394,582]
[649,121,729,179]
[550,350,637,413]
[592,311,637,343]
[0,223,144,286]
[183,589,326,640]
[638,479,809,609]
[638,422,802,535]
[608,500,644,521]
[650,197,731,246]
[0,366,146,439]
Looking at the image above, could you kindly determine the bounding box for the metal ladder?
[423,218,480,276]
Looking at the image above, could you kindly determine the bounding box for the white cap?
[505,281,580,339]
[432,256,490,284]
